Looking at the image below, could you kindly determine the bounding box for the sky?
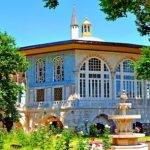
[0,0,149,47]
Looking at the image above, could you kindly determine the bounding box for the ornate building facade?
[18,7,150,131]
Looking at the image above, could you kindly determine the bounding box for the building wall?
[25,51,75,103]
[26,50,75,87]
[21,107,150,132]
[72,49,149,126]
[75,50,139,72]
[19,48,150,130]
[74,49,139,98]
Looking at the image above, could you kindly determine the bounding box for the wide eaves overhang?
[20,40,143,56]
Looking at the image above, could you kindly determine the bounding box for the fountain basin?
[109,91,148,150]
[110,133,145,138]
[110,133,145,146]
[109,115,141,133]
[109,115,141,120]
[117,103,131,108]
[117,103,132,106]
[111,143,148,150]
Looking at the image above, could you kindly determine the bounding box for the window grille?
[79,58,110,99]
[54,88,63,101]
[89,58,101,71]
[54,56,64,81]
[36,89,44,102]
[80,63,86,70]
[115,60,143,99]
[36,59,45,83]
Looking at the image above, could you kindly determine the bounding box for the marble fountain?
[108,91,148,150]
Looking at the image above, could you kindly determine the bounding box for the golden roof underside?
[20,40,142,56]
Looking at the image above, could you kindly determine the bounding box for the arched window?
[79,58,111,99]
[36,59,45,83]
[54,56,64,81]
[115,60,144,99]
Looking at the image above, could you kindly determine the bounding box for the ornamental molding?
[114,56,137,73]
[76,54,113,72]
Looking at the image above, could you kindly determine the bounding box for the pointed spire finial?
[70,2,79,39]
[71,3,78,26]
[85,17,88,20]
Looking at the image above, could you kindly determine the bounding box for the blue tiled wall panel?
[26,57,35,86]
[26,51,75,88]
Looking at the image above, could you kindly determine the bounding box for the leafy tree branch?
[135,46,150,80]
[0,31,28,131]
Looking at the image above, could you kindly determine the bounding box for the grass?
[2,128,150,150]
[3,136,150,150]
[3,134,103,150]
[139,136,150,142]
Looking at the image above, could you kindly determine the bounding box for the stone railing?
[17,98,147,111]
[75,99,115,108]
[18,100,76,110]
[16,102,26,110]
[75,98,146,109]
[52,100,76,109]
[17,99,114,110]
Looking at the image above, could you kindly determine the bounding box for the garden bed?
[1,126,150,150]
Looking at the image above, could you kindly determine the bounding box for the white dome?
[78,36,104,42]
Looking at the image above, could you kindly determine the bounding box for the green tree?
[102,125,111,150]
[99,0,150,37]
[0,31,28,131]
[0,129,4,149]
[43,0,59,9]
[43,0,150,37]
[134,46,150,80]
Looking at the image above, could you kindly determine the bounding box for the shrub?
[50,125,62,135]
[76,138,89,150]
[15,129,30,147]
[89,124,99,137]
[0,129,4,149]
[102,125,111,150]
[55,129,74,150]
[30,125,52,149]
